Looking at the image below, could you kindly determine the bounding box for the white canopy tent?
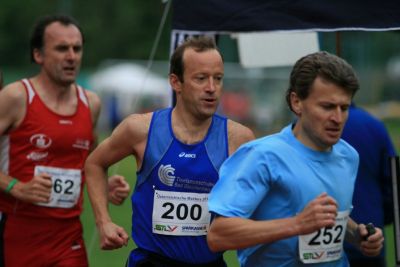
[89,62,170,129]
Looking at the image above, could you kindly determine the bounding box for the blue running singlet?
[130,108,228,265]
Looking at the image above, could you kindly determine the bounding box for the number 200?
[161,202,202,221]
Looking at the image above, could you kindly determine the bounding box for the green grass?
[385,224,396,267]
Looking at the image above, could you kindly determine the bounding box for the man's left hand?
[107,175,130,205]
[358,224,384,257]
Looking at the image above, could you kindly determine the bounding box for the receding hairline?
[181,47,223,64]
[44,21,83,37]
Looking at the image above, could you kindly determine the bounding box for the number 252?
[308,225,343,245]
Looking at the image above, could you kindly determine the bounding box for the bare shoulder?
[113,112,153,141]
[0,81,27,132]
[84,89,101,112]
[227,119,255,155]
[0,81,27,112]
[89,112,153,163]
[0,81,27,101]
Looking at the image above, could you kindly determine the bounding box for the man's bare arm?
[84,113,151,249]
[208,193,338,251]
[227,120,255,155]
[0,82,52,201]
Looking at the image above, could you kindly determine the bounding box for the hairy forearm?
[345,218,360,247]
[85,162,112,226]
[207,216,299,252]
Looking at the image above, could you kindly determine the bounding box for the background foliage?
[0,0,171,69]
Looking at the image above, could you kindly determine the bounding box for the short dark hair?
[169,36,221,82]
[30,14,84,63]
[286,51,359,112]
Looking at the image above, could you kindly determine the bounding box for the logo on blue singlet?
[158,164,176,186]
[178,152,196,158]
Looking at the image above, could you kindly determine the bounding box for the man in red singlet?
[0,15,130,267]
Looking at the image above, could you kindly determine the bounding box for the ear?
[169,73,182,94]
[33,48,44,64]
[290,92,302,116]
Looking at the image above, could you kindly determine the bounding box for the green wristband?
[5,178,18,193]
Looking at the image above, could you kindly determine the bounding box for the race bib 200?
[152,190,211,236]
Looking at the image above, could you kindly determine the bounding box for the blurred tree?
[74,1,171,67]
[0,0,171,68]
[319,31,400,104]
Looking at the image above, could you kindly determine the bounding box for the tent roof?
[172,0,400,32]
[89,63,169,96]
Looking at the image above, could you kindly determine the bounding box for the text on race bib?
[152,190,211,236]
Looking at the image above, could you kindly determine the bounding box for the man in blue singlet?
[207,51,385,267]
[342,103,396,267]
[84,36,254,267]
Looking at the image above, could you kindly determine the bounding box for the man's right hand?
[10,174,52,203]
[295,192,338,235]
[99,221,129,250]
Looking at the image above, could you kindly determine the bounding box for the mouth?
[326,127,342,137]
[63,66,76,74]
[202,98,217,105]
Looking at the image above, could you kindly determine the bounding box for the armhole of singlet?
[76,85,89,107]
[136,112,156,175]
[136,108,173,186]
[204,114,229,173]
[21,78,35,104]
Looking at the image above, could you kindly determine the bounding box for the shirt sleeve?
[208,142,270,218]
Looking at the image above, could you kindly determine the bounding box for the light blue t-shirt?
[208,124,359,267]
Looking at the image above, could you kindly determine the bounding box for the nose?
[205,77,216,92]
[66,47,77,60]
[331,107,344,124]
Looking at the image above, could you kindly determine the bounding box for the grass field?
[81,122,400,266]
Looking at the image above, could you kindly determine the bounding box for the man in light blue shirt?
[207,51,385,267]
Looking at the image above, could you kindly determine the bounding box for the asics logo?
[158,164,176,186]
[178,152,196,158]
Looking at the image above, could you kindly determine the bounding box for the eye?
[321,104,333,110]
[55,45,69,52]
[214,76,223,82]
[341,105,349,112]
[195,76,206,82]
[73,45,82,53]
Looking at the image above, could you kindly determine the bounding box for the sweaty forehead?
[44,22,82,44]
[183,49,223,72]
[308,77,352,103]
